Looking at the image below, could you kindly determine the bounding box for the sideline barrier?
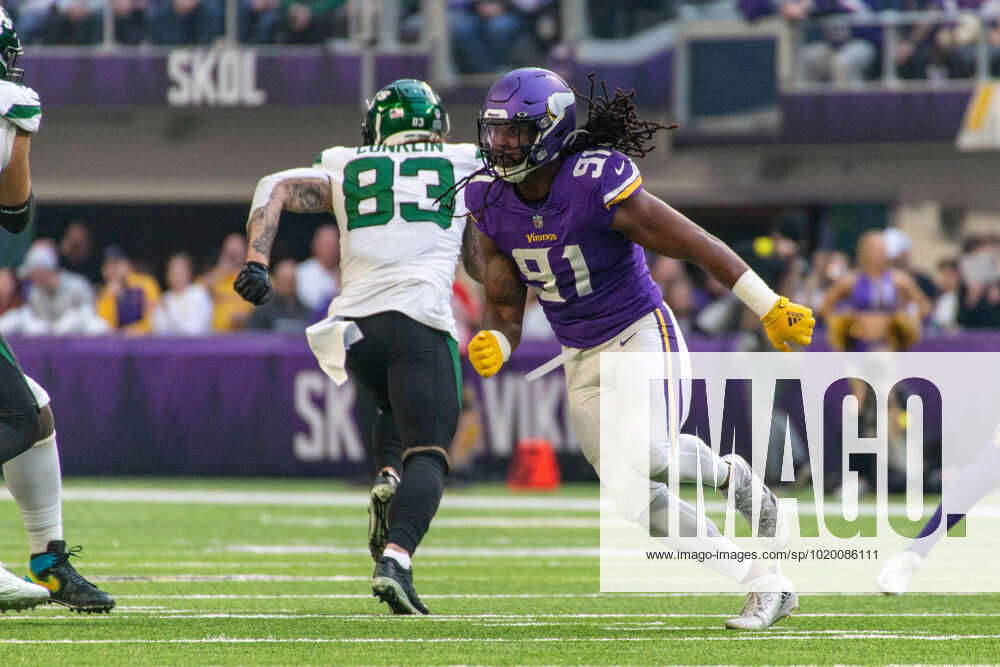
[9,332,998,477]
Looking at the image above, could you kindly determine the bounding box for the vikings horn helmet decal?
[477,67,577,183]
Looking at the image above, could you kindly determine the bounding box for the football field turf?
[0,478,997,665]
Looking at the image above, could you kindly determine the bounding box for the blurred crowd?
[6,0,999,82]
[641,215,1000,351]
[741,0,1000,82]
[1,215,997,343]
[1,0,563,51]
[0,0,674,65]
[0,221,341,336]
[4,0,338,45]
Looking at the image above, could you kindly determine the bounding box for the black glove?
[233,261,273,305]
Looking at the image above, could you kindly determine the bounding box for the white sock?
[647,487,753,584]
[2,435,64,554]
[652,434,731,489]
[382,547,411,569]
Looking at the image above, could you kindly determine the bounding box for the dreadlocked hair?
[435,72,674,220]
[567,72,677,158]
[433,164,508,221]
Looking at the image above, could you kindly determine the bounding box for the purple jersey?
[465,149,663,348]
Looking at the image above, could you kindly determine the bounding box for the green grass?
[0,478,996,665]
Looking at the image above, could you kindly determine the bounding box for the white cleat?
[876,551,924,595]
[0,563,49,612]
[725,568,799,631]
[722,454,788,548]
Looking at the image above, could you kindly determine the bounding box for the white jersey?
[315,142,480,339]
[0,80,40,170]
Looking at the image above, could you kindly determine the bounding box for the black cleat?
[28,541,115,614]
[368,471,398,561]
[372,556,428,615]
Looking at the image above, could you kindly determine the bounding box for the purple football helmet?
[477,67,577,183]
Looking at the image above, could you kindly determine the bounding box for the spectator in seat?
[695,274,742,336]
[0,267,22,317]
[296,224,340,313]
[57,220,102,285]
[47,0,103,43]
[885,227,937,300]
[152,252,213,336]
[589,0,671,39]
[278,0,345,43]
[935,0,1000,78]
[801,249,849,310]
[0,240,107,335]
[782,0,881,84]
[112,0,149,44]
[893,0,939,79]
[956,236,1000,328]
[203,233,255,331]
[14,0,57,44]
[96,246,161,335]
[449,0,529,73]
[148,0,223,44]
[247,259,312,333]
[664,276,696,335]
[239,0,283,43]
[650,255,686,297]
[930,257,961,331]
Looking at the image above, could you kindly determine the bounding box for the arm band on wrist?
[487,329,511,362]
[732,269,780,317]
[0,192,34,234]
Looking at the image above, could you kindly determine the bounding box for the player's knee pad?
[0,406,41,464]
[402,445,450,473]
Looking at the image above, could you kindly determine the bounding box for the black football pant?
[0,334,40,464]
[346,311,461,554]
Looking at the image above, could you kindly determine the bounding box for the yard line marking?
[113,592,998,601]
[6,487,996,518]
[78,562,339,569]
[0,488,601,511]
[3,634,1000,644]
[86,575,372,583]
[83,608,1000,619]
[224,545,603,557]
[260,515,602,529]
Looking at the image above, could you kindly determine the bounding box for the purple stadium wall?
[10,333,999,478]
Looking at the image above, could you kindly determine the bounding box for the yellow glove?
[469,330,507,377]
[761,297,815,352]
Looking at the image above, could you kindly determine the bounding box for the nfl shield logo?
[533,215,544,228]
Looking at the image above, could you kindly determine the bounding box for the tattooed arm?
[245,168,333,265]
[479,229,527,352]
[461,216,485,283]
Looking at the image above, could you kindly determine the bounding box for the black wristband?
[0,192,34,234]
